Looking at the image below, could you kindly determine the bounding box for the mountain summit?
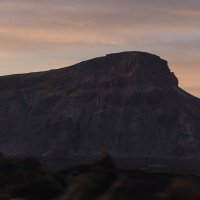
[0,52,200,171]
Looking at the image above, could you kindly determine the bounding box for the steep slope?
[0,52,200,170]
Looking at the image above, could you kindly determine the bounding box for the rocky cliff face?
[0,52,200,169]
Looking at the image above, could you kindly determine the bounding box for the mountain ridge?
[0,51,200,171]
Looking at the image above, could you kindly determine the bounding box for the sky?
[0,0,200,97]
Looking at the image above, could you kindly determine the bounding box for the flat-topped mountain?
[0,52,200,171]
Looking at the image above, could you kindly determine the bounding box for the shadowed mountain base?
[0,154,200,200]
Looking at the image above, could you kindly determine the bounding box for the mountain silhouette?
[0,51,200,171]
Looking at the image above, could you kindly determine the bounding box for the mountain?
[0,51,200,171]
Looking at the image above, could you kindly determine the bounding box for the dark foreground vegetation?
[0,153,200,200]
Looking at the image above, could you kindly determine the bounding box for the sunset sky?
[0,0,199,97]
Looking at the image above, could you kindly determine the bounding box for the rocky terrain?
[0,51,200,172]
